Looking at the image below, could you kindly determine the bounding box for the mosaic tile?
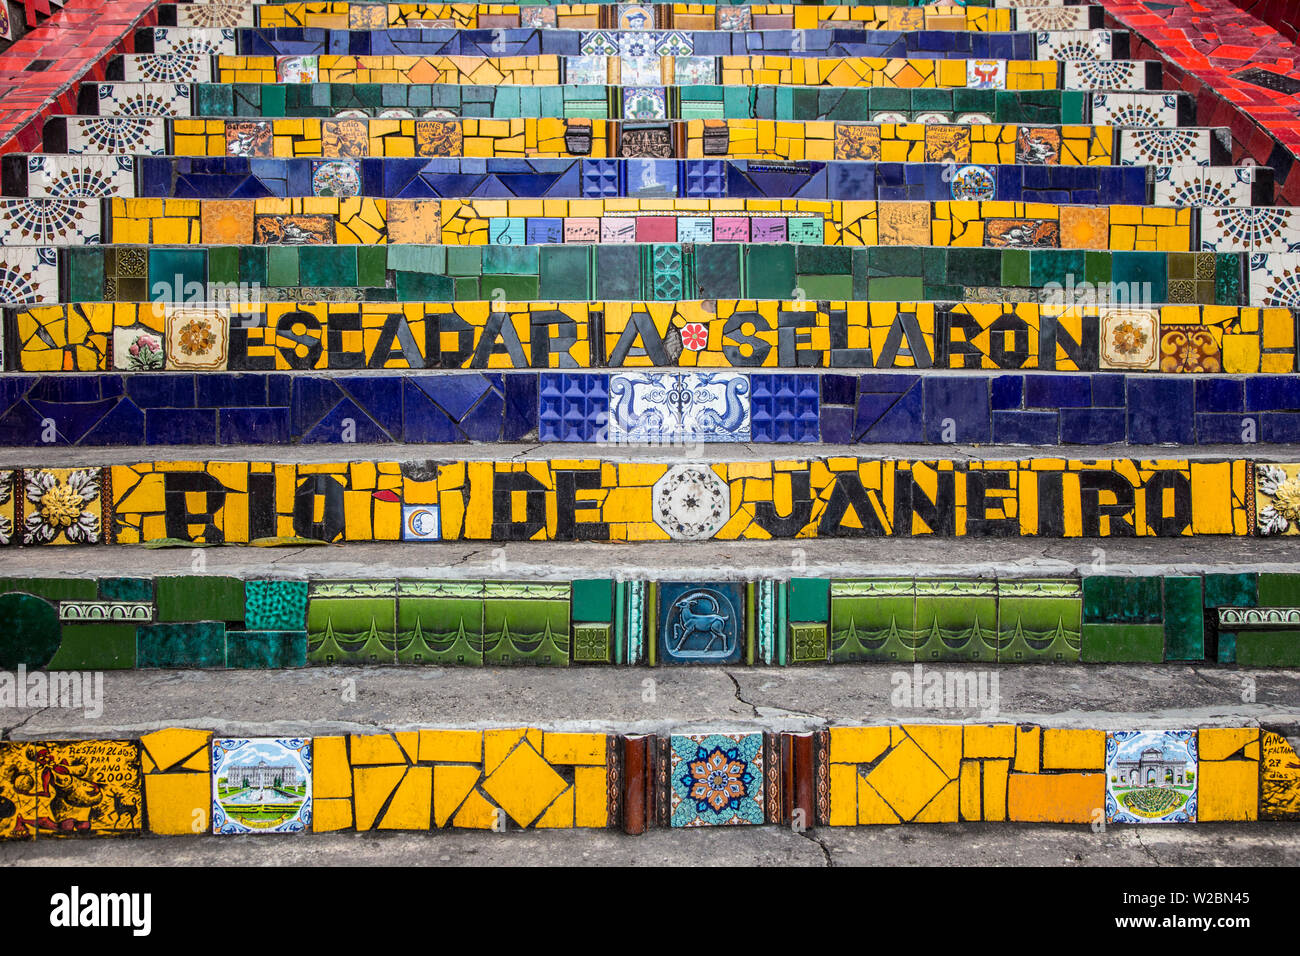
[669,732,763,826]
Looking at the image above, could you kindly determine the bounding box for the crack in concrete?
[1132,828,1162,866]
[799,826,834,866]
[2,706,51,740]
[724,670,760,718]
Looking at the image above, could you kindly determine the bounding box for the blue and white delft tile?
[0,199,100,246]
[1118,127,1212,167]
[1063,59,1146,91]
[1105,730,1197,825]
[176,4,254,28]
[149,27,237,56]
[669,732,764,826]
[616,4,655,30]
[121,53,214,83]
[651,464,729,540]
[1247,253,1300,308]
[578,32,619,57]
[0,247,58,305]
[65,116,168,155]
[1154,166,1254,207]
[1016,5,1092,30]
[1034,29,1113,62]
[1201,207,1300,253]
[212,737,313,835]
[1091,92,1178,128]
[94,83,193,117]
[609,372,751,444]
[26,155,136,199]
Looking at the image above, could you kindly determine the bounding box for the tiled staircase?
[0,0,1297,841]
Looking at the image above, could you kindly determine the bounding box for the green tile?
[136,622,227,668]
[483,592,569,666]
[1216,631,1236,664]
[445,246,482,276]
[1258,573,1300,606]
[914,583,998,663]
[480,275,539,300]
[155,576,245,623]
[397,588,483,665]
[947,248,1000,287]
[830,579,914,663]
[67,248,105,302]
[244,580,308,630]
[1162,576,1204,660]
[788,578,830,622]
[227,631,307,668]
[795,246,850,275]
[746,245,797,299]
[695,243,740,299]
[395,271,454,301]
[868,276,923,300]
[1083,250,1112,286]
[482,244,538,276]
[98,577,153,601]
[307,585,396,664]
[266,247,299,287]
[1203,572,1257,608]
[0,577,97,602]
[538,245,591,300]
[789,622,828,663]
[239,246,267,287]
[208,246,239,286]
[1082,576,1162,624]
[148,248,206,302]
[1235,632,1300,667]
[796,274,852,299]
[997,582,1081,662]
[258,84,286,116]
[1001,249,1030,286]
[47,623,136,669]
[453,276,481,299]
[357,245,388,287]
[0,592,60,668]
[572,623,611,663]
[1081,623,1164,662]
[572,579,614,623]
[299,246,357,287]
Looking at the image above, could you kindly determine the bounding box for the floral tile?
[669,732,764,827]
[65,116,168,155]
[112,323,165,372]
[165,307,228,370]
[1247,253,1300,308]
[121,53,213,84]
[212,737,312,834]
[1063,59,1147,91]
[1154,167,1254,207]
[651,464,730,541]
[0,198,100,246]
[1105,730,1197,824]
[91,83,193,118]
[1201,207,1300,253]
[1099,308,1159,370]
[25,155,136,199]
[1091,92,1179,129]
[1255,463,1300,536]
[1118,128,1212,167]
[21,468,101,545]
[1034,29,1113,62]
[150,27,236,57]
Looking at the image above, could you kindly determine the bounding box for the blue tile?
[751,374,819,442]
[990,374,1023,410]
[1024,374,1090,408]
[1196,377,1243,413]
[402,380,461,443]
[219,407,291,444]
[1090,373,1126,407]
[339,376,404,435]
[412,374,491,420]
[857,377,923,443]
[820,373,856,406]
[196,374,267,408]
[1246,377,1300,412]
[923,377,990,443]
[1059,407,1127,445]
[1127,378,1194,444]
[820,405,852,443]
[78,398,145,446]
[538,373,608,442]
[502,372,539,441]
[125,374,195,409]
[1263,412,1300,443]
[1195,412,1253,444]
[144,408,217,445]
[298,398,394,443]
[992,410,1058,445]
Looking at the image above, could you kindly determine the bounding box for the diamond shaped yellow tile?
[864,737,949,821]
[482,740,567,827]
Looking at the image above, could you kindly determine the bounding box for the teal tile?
[746,245,796,299]
[1162,576,1204,660]
[0,592,60,668]
[1082,576,1162,624]
[538,245,590,300]
[446,246,482,276]
[227,631,308,668]
[244,580,308,630]
[572,579,613,623]
[788,578,830,622]
[98,577,153,601]
[137,622,227,668]
[1204,573,1257,608]
[299,246,357,287]
[67,248,105,302]
[482,245,538,276]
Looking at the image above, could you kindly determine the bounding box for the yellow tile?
[312,735,352,799]
[857,774,902,824]
[312,797,354,833]
[829,725,890,764]
[144,775,210,836]
[140,727,210,773]
[1198,761,1258,822]
[1041,728,1105,770]
[535,785,575,828]
[903,725,961,777]
[1199,727,1259,761]
[964,724,1015,759]
[416,733,483,764]
[1013,725,1040,772]
[434,764,482,827]
[1006,772,1103,823]
[544,732,606,766]
[574,766,608,827]
[450,785,498,829]
[913,779,959,823]
[481,739,567,827]
[864,737,949,821]
[350,733,406,765]
[353,765,406,829]
[983,759,1009,822]
[959,760,982,821]
[379,766,432,830]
